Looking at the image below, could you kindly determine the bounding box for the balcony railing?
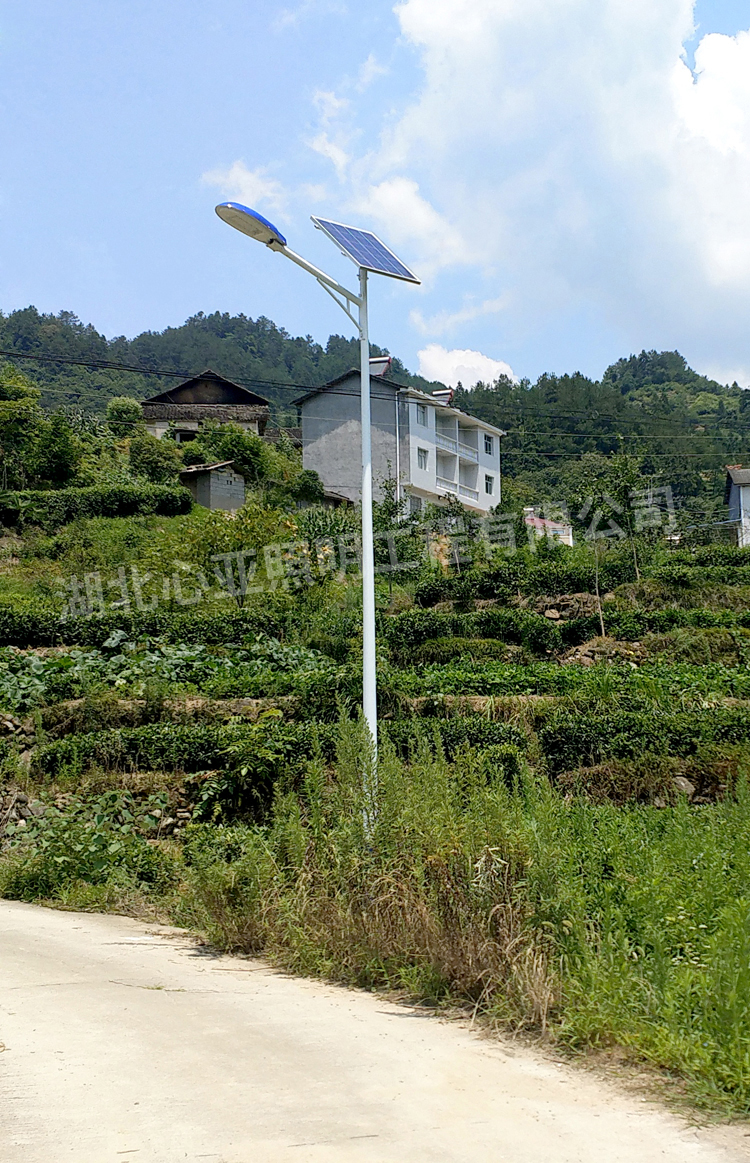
[459,484,479,501]
[458,441,478,462]
[435,432,457,453]
[436,475,458,493]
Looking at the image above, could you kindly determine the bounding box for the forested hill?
[2,305,748,521]
[455,351,749,525]
[0,307,437,422]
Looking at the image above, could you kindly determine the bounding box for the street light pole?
[214,202,418,764]
[358,268,377,748]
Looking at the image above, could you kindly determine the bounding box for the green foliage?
[0,598,281,648]
[0,483,191,532]
[538,705,750,776]
[0,790,177,900]
[0,635,339,712]
[106,396,143,438]
[0,307,431,419]
[168,728,750,1113]
[33,719,338,819]
[0,363,42,402]
[30,413,83,486]
[128,430,182,483]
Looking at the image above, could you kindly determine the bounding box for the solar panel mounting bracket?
[275,245,362,310]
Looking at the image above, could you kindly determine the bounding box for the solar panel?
[312,218,420,284]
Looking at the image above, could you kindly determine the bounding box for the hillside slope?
[0,307,436,421]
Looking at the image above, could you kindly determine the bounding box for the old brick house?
[141,369,270,444]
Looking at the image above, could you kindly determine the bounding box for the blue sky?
[2,0,750,388]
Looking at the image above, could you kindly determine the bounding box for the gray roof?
[726,466,750,486]
[724,466,750,505]
[143,369,269,408]
[179,460,240,478]
[294,369,507,437]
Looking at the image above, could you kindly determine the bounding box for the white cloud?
[201,161,286,213]
[354,177,469,277]
[313,89,349,122]
[410,295,509,336]
[369,1,750,367]
[357,53,387,91]
[418,343,517,387]
[273,0,345,31]
[308,133,350,180]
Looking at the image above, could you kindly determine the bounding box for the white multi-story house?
[295,370,505,513]
[725,466,750,547]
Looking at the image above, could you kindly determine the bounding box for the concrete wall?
[181,469,245,511]
[300,375,399,503]
[208,469,245,511]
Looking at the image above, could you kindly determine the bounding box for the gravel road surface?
[1,899,749,1162]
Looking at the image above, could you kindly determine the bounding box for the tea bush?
[0,483,192,531]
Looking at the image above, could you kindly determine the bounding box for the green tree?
[0,364,44,489]
[31,414,83,487]
[180,501,296,607]
[107,396,144,438]
[129,431,182,483]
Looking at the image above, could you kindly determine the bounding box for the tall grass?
[6,719,750,1111]
[173,722,750,1113]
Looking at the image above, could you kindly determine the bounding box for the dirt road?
[1,899,748,1162]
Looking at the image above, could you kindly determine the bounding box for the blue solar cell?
[312,218,419,283]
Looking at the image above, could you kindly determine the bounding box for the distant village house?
[141,369,270,443]
[294,370,505,514]
[725,466,750,547]
[523,507,575,547]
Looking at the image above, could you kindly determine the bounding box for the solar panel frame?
[312,217,420,284]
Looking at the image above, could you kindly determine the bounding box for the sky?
[2,0,750,389]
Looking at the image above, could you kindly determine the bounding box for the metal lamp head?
[215,202,287,248]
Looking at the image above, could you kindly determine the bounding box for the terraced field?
[3,519,750,1114]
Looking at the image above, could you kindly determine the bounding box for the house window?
[409,494,423,514]
[416,403,428,426]
[484,434,493,456]
[485,475,494,495]
[417,447,429,470]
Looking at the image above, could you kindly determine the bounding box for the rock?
[653,796,667,809]
[544,609,561,620]
[673,776,696,799]
[29,802,46,818]
[18,751,32,770]
[15,792,28,804]
[161,817,176,829]
[175,810,192,820]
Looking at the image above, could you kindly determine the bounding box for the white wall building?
[295,371,505,514]
[725,466,750,547]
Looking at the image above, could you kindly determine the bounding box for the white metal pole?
[359,268,377,757]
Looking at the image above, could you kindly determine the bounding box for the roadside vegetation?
[2,343,750,1115]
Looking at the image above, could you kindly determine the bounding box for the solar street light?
[215,201,419,764]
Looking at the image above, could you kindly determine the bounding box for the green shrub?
[0,601,282,648]
[128,431,182,483]
[380,608,563,657]
[0,483,192,531]
[33,719,339,817]
[539,706,750,776]
[383,716,525,758]
[0,791,177,901]
[106,396,143,439]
